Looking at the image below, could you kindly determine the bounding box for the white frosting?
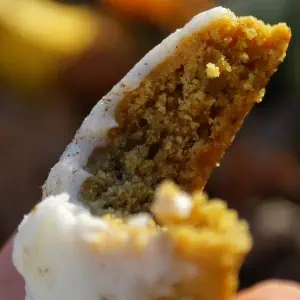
[13,7,236,300]
[151,188,193,221]
[42,6,234,201]
[127,213,152,227]
[13,194,193,300]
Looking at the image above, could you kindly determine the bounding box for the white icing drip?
[152,191,193,221]
[42,7,234,201]
[13,7,236,300]
[13,194,193,300]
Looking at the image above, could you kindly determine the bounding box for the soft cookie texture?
[14,181,252,300]
[13,6,290,300]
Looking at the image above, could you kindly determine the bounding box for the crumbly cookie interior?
[80,16,290,216]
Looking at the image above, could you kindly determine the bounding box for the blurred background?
[0,0,299,289]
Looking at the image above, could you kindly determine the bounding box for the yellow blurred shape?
[0,0,98,90]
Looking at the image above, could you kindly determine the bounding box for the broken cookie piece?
[79,8,290,217]
[14,181,251,300]
[13,6,290,300]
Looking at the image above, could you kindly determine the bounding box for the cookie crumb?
[206,63,220,78]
